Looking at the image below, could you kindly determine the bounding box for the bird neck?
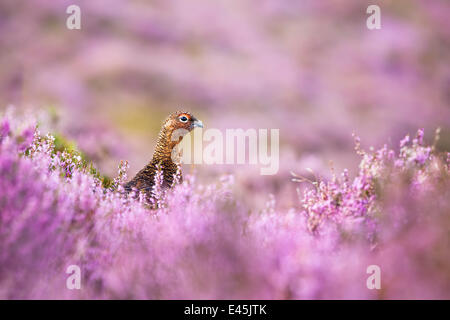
[151,126,179,165]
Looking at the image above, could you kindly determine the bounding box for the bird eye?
[179,116,188,122]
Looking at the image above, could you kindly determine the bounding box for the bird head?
[164,111,203,132]
[161,111,203,149]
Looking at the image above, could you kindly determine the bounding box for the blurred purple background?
[1,0,449,208]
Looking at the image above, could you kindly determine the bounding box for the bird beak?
[193,119,203,128]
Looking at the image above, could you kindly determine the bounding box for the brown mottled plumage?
[124,111,203,198]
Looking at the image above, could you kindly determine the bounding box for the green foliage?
[52,132,112,188]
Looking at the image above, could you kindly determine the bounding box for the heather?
[0,111,449,299]
[1,0,450,299]
[2,1,450,179]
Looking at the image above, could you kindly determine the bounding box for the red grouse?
[124,111,203,197]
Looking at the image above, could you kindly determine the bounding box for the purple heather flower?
[400,135,410,148]
[1,110,449,299]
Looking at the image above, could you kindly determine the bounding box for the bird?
[124,111,203,199]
